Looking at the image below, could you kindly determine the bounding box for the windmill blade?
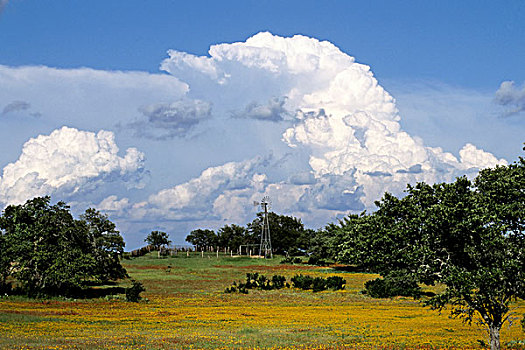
[261,196,272,211]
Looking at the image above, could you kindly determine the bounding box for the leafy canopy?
[0,197,127,297]
[145,230,171,250]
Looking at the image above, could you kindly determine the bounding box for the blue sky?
[3,1,524,87]
[1,1,524,248]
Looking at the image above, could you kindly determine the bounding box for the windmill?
[253,196,272,259]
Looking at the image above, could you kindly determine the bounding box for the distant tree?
[0,197,128,297]
[145,231,171,250]
[248,212,309,255]
[217,224,250,250]
[185,229,218,251]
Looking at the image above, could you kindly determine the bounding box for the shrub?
[312,277,327,292]
[125,280,145,302]
[280,257,303,265]
[225,273,287,293]
[326,276,345,290]
[224,281,248,294]
[291,274,314,290]
[364,272,421,298]
[272,275,286,289]
[307,256,327,266]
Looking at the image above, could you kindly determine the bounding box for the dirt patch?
[214,264,316,271]
[132,265,174,270]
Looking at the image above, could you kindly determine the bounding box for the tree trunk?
[489,324,500,350]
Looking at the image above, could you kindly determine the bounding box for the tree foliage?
[184,212,312,256]
[247,212,311,255]
[185,229,218,251]
[217,224,253,250]
[0,197,127,297]
[145,230,171,250]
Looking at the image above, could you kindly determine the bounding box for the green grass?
[1,252,524,349]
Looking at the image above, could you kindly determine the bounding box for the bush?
[280,257,303,265]
[225,273,287,293]
[307,256,327,266]
[125,280,145,302]
[364,272,421,298]
[326,276,345,290]
[291,274,314,290]
[272,275,286,289]
[224,281,248,294]
[312,277,327,292]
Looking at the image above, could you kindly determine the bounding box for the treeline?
[186,212,314,256]
[0,197,127,297]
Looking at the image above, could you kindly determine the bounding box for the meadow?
[0,252,524,349]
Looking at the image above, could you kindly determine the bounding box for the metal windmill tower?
[254,196,272,259]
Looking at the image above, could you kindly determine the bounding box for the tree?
[185,229,218,251]
[80,208,127,282]
[247,212,309,255]
[336,153,525,350]
[0,197,128,297]
[217,224,251,250]
[145,230,171,250]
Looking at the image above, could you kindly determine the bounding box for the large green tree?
[247,212,310,255]
[336,151,525,350]
[81,208,127,282]
[145,230,171,250]
[185,229,218,251]
[0,197,127,297]
[217,224,252,250]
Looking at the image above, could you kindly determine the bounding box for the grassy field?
[0,252,524,349]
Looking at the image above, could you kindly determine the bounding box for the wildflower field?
[1,253,524,349]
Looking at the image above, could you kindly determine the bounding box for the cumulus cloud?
[2,100,31,115]
[131,32,508,230]
[129,156,270,222]
[0,126,146,206]
[0,65,189,130]
[495,80,525,116]
[124,99,212,140]
[0,32,511,246]
[232,97,289,122]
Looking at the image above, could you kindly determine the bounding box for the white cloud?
[495,80,525,116]
[127,32,509,231]
[0,32,515,247]
[0,126,146,206]
[129,156,270,222]
[459,143,507,170]
[0,65,189,130]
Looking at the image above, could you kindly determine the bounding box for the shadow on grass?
[4,284,126,300]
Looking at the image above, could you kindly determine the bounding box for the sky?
[1,1,524,249]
